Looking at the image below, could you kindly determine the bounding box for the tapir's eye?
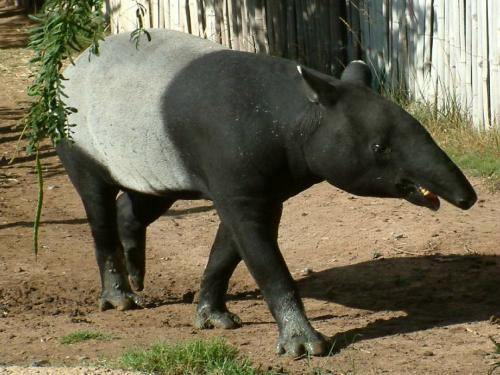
[372,143,391,156]
[372,144,385,153]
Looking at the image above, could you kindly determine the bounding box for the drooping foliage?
[24,0,148,253]
[26,0,105,153]
[24,0,105,254]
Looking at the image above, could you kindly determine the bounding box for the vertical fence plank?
[489,0,500,126]
[476,0,485,128]
[295,0,306,62]
[480,0,490,128]
[169,0,178,30]
[457,0,466,109]
[286,0,298,60]
[422,0,433,99]
[358,0,368,59]
[164,0,171,29]
[149,0,157,28]
[373,0,385,75]
[406,0,415,97]
[442,0,450,101]
[240,0,249,51]
[221,0,230,46]
[188,0,199,36]
[253,0,269,53]
[471,0,480,126]
[382,0,391,82]
[347,0,362,61]
[448,0,457,100]
[434,0,444,104]
[464,0,472,112]
[226,0,240,50]
[399,1,408,88]
[390,0,399,88]
[413,0,424,99]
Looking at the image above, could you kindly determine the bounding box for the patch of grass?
[490,336,500,354]
[60,330,114,345]
[488,337,500,375]
[119,338,279,375]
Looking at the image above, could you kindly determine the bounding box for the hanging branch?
[25,0,106,255]
[130,1,151,48]
[24,0,151,254]
[26,0,106,154]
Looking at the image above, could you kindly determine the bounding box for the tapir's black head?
[298,64,477,211]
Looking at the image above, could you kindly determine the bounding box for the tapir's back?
[64,30,226,194]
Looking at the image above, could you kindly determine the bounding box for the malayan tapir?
[57,29,477,356]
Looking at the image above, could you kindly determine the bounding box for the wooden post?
[489,0,500,126]
[464,0,473,113]
[480,0,490,129]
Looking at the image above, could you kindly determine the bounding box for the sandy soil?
[1,5,499,374]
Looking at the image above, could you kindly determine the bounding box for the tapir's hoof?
[128,274,144,292]
[99,292,144,311]
[195,306,242,329]
[276,332,330,357]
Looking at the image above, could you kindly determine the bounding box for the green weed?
[119,338,279,375]
[488,337,500,375]
[60,330,113,345]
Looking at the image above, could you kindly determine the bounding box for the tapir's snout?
[397,139,478,211]
[451,186,477,210]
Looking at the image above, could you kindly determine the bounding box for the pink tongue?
[425,191,440,207]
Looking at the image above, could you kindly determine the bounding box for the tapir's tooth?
[419,187,431,196]
[418,187,439,199]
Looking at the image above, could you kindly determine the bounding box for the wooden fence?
[348,0,499,130]
[105,0,499,130]
[105,0,349,74]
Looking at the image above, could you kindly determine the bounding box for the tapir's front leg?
[215,197,329,356]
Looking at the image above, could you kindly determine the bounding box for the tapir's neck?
[282,102,325,195]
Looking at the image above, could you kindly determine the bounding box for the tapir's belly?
[64,30,225,194]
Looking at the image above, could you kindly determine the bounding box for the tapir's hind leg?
[116,192,175,291]
[57,144,141,311]
[195,223,242,329]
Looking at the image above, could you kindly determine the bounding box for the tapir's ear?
[297,65,338,104]
[340,60,372,88]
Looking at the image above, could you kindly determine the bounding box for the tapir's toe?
[99,292,144,312]
[128,274,144,292]
[195,306,242,329]
[276,331,330,357]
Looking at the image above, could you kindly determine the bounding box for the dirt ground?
[1,4,500,374]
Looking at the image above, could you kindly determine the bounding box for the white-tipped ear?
[298,65,337,104]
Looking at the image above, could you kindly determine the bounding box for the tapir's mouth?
[397,180,440,211]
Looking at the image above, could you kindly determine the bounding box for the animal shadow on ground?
[296,254,500,352]
[0,6,33,49]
